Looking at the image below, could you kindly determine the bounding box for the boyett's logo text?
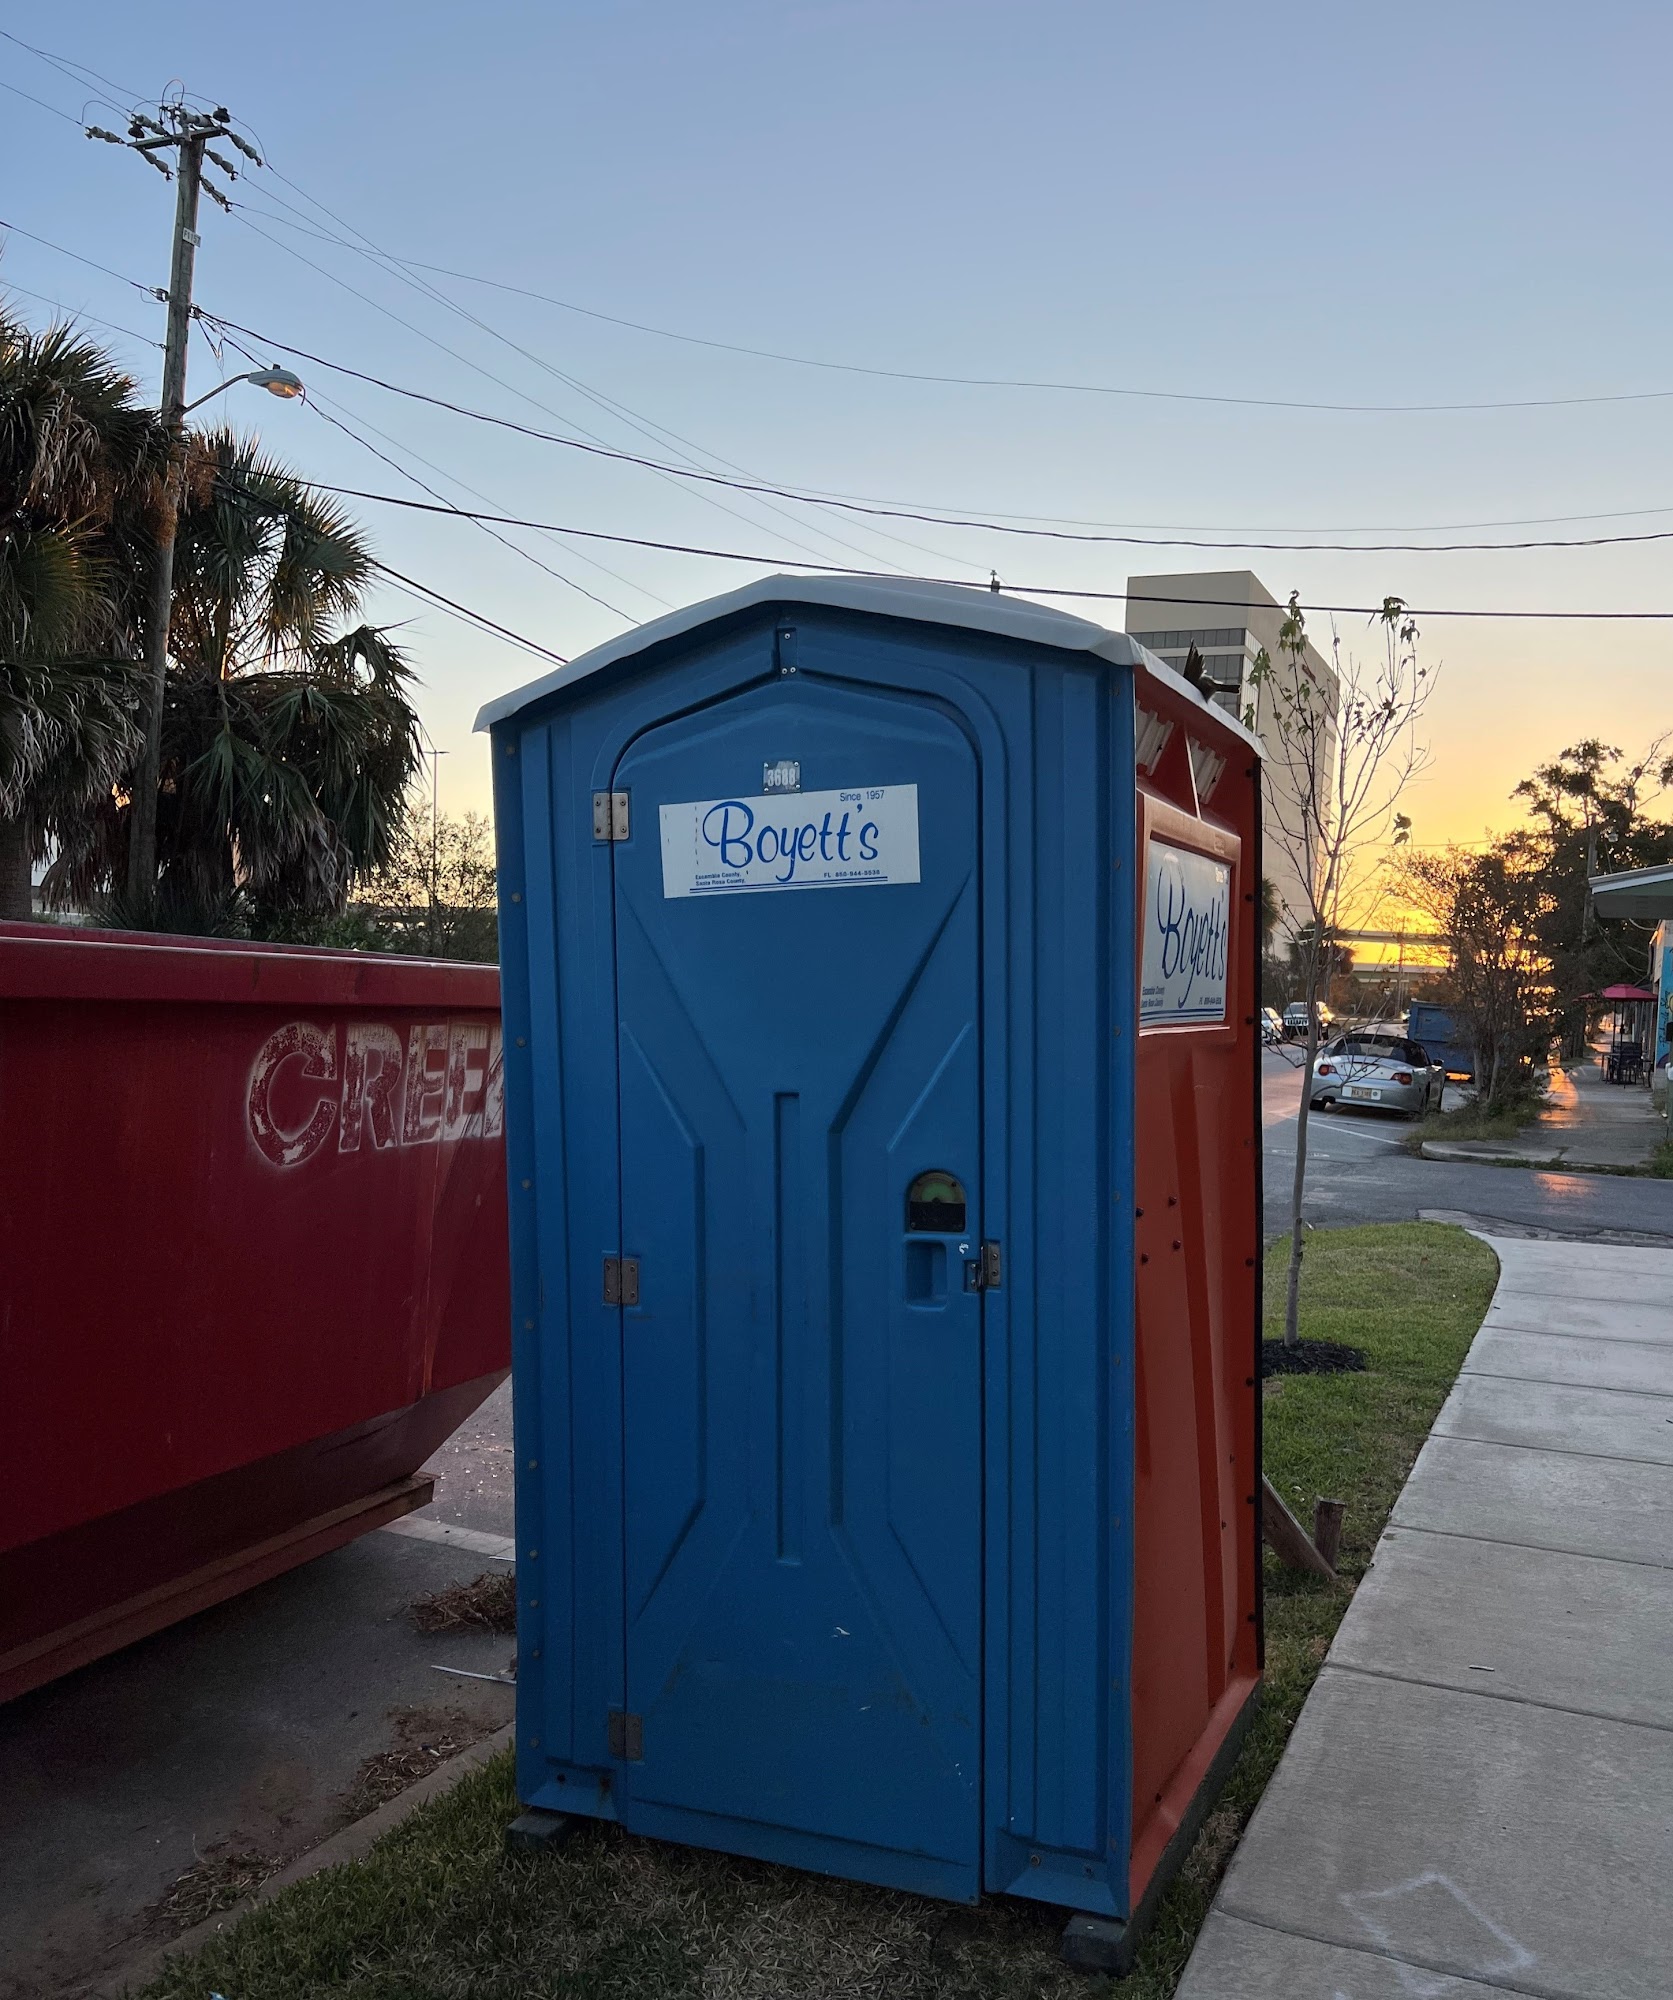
[248,1019,504,1168]
[658,782,921,897]
[1140,840,1231,1026]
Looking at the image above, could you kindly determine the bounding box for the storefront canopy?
[1589,862,1673,920]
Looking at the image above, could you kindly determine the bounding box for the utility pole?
[87,104,261,905]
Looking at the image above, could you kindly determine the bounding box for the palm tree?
[1,654,145,917]
[46,428,423,921]
[3,309,422,927]
[0,310,159,919]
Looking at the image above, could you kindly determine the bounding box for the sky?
[3,1,1670,855]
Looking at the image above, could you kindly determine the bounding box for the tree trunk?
[0,817,35,921]
[1283,935,1326,1348]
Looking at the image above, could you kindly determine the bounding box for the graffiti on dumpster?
[247,1019,504,1168]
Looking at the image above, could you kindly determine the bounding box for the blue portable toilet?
[479,576,1263,1966]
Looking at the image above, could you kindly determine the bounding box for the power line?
[0,217,164,296]
[0,29,143,109]
[0,73,84,125]
[203,316,668,616]
[368,559,567,666]
[214,208,1673,538]
[9,214,1673,548]
[218,202,1673,535]
[307,386,672,611]
[286,483,1673,620]
[211,317,640,629]
[0,280,162,348]
[182,243,1673,539]
[229,186,985,581]
[221,200,935,582]
[306,393,635,620]
[184,194,1673,417]
[189,312,1673,559]
[212,310,636,617]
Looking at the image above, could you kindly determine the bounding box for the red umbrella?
[1599,983,1656,1002]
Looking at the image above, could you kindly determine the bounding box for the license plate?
[1345,1085,1382,1101]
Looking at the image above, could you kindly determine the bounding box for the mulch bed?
[1260,1337,1367,1378]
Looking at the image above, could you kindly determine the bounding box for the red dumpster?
[0,923,510,1703]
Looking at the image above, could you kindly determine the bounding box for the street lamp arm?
[178,376,241,418]
[178,367,306,418]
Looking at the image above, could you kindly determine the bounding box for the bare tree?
[1404,846,1554,1105]
[366,799,499,961]
[1253,594,1433,1348]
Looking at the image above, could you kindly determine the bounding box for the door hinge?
[592,790,630,841]
[603,1255,640,1307]
[607,1710,644,1761]
[964,1240,1003,1292]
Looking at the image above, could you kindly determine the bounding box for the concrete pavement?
[1420,1058,1664,1172]
[0,1530,514,2000]
[1176,1233,1673,2000]
[0,1371,517,1998]
[0,1366,519,2000]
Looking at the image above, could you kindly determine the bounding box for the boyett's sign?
[659,783,920,897]
[1141,840,1231,1026]
[247,1018,504,1168]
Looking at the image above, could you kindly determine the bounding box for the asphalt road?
[1260,1044,1673,1244]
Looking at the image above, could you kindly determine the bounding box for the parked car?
[1309,1030,1445,1118]
[1281,1000,1334,1042]
[1260,1006,1284,1046]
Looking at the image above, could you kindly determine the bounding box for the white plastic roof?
[1589,862,1673,921]
[473,572,1261,754]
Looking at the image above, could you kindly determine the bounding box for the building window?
[1131,627,1247,651]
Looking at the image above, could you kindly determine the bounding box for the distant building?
[1126,570,1339,956]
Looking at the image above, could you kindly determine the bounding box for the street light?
[126,361,308,902]
[180,365,306,416]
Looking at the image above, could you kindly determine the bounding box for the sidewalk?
[1175,1234,1673,2000]
[1421,1058,1664,1171]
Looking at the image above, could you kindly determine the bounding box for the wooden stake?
[1313,1497,1346,1571]
[1261,1475,1336,1580]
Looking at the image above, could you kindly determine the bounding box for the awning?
[1589,862,1673,920]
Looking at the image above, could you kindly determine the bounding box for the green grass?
[1646,1137,1673,1179]
[1402,1079,1548,1150]
[137,1224,1498,2000]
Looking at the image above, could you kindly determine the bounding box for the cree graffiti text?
[247,1018,503,1168]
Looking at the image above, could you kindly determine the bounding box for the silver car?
[1308,1031,1445,1119]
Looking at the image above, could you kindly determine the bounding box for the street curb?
[99,1721,514,1997]
[1418,1140,1658,1176]
[1419,1141,1563,1168]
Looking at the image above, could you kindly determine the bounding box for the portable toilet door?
[480,574,1261,1959]
[606,642,984,1892]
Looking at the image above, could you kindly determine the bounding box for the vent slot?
[1135,706,1174,773]
[1188,741,1227,801]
